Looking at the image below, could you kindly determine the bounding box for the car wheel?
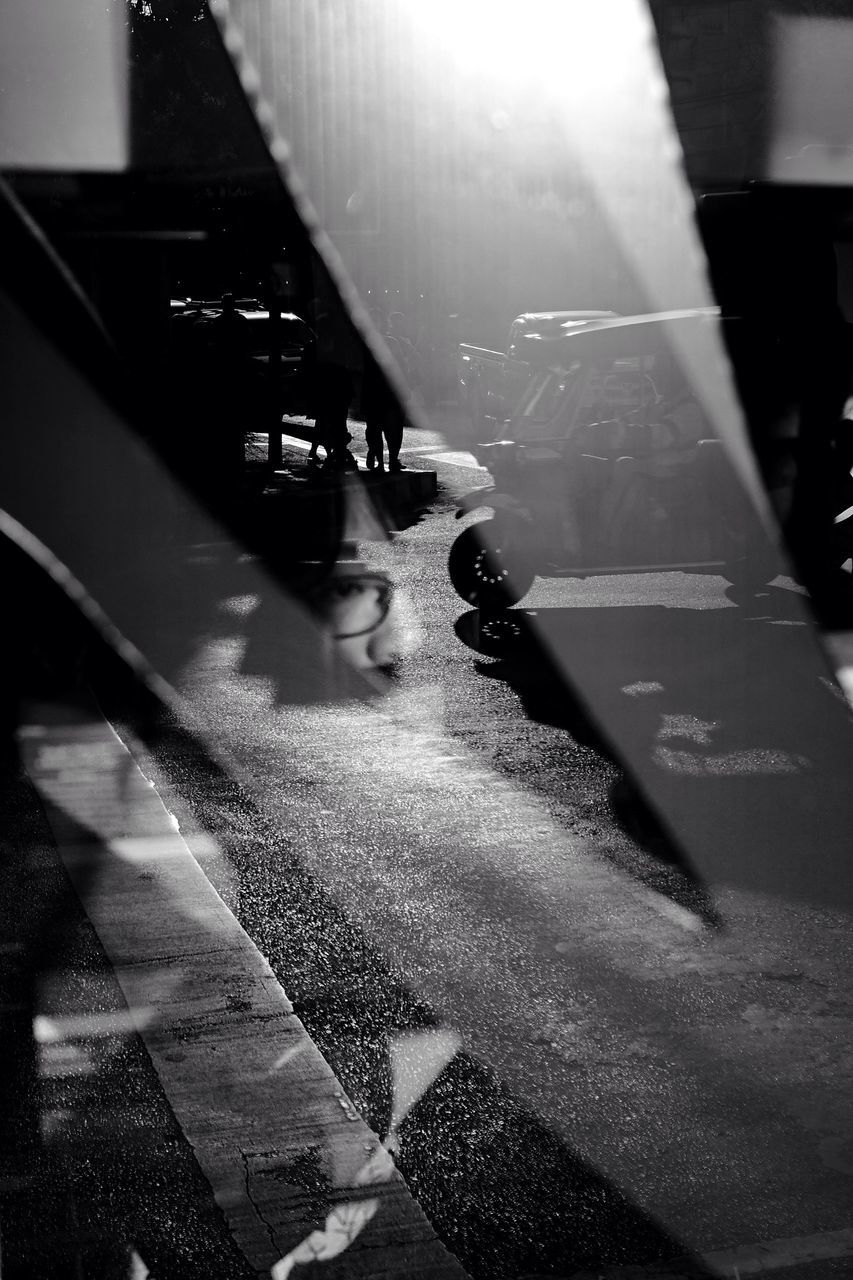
[720,555,781,591]
[448,520,535,609]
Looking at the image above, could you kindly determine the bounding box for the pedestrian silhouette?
[311,302,360,471]
[363,352,405,473]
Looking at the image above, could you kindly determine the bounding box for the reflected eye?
[310,573,394,638]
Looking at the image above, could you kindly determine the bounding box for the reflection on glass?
[6,1,853,1278]
[449,311,779,611]
[270,1027,459,1278]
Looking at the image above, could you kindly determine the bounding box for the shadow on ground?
[453,579,853,921]
[95,662,716,1280]
[0,761,255,1280]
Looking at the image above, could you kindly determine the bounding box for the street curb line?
[532,1224,853,1277]
[18,700,468,1279]
[699,1225,853,1275]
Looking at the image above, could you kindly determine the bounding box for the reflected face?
[310,572,394,640]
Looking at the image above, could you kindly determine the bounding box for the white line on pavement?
[423,451,485,470]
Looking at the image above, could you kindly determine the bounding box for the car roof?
[520,306,721,350]
[174,307,308,324]
[235,310,307,323]
[514,310,618,325]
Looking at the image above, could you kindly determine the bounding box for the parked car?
[170,299,317,414]
[458,309,618,441]
[449,309,781,609]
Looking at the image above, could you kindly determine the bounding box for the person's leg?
[322,367,354,467]
[385,404,405,471]
[365,417,384,470]
[312,363,336,459]
[362,360,385,470]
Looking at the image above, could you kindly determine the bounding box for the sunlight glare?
[408,0,643,99]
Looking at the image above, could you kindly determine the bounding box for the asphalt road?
[107,417,853,1280]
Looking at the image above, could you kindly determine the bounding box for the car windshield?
[514,320,710,441]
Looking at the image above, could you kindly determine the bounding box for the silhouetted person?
[197,293,251,500]
[212,292,248,350]
[311,300,361,470]
[313,362,356,469]
[363,353,405,472]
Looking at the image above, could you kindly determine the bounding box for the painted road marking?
[424,451,485,469]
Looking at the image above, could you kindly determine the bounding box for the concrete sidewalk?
[8,650,853,1278]
[246,424,439,530]
[11,695,468,1279]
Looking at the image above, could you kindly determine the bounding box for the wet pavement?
[4,405,853,1278]
[4,694,466,1279]
[84,429,853,1279]
[0,754,256,1279]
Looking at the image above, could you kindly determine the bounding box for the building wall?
[649,0,770,191]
